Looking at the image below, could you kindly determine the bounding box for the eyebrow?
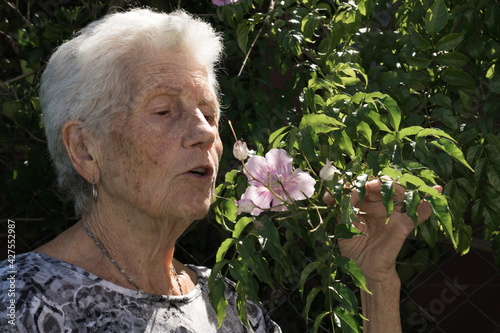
[145,83,183,96]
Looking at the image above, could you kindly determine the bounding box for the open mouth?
[188,167,212,177]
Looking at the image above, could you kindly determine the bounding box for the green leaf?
[237,238,273,286]
[2,101,23,120]
[419,215,439,247]
[235,281,249,327]
[257,216,283,262]
[303,286,322,322]
[459,90,473,111]
[356,121,372,146]
[424,0,449,36]
[338,130,355,157]
[260,215,281,246]
[232,217,253,238]
[236,21,251,53]
[410,26,431,51]
[381,178,395,220]
[399,126,424,139]
[354,173,368,208]
[435,32,465,51]
[381,97,401,131]
[269,126,291,148]
[456,223,472,255]
[381,167,403,181]
[441,68,475,87]
[335,223,364,239]
[312,312,328,333]
[430,138,474,171]
[209,278,228,327]
[302,12,322,40]
[487,165,500,189]
[300,261,320,294]
[426,195,457,248]
[366,108,391,132]
[329,283,359,315]
[404,190,421,228]
[333,307,360,333]
[225,169,239,183]
[336,256,370,293]
[299,114,344,133]
[398,173,428,188]
[429,93,452,109]
[436,52,469,67]
[216,238,236,262]
[407,57,432,69]
[431,108,458,130]
[416,128,456,142]
[224,199,238,221]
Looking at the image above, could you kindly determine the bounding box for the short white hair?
[40,8,223,215]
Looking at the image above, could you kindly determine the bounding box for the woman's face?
[98,51,222,222]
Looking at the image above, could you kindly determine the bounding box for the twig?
[3,0,31,26]
[237,0,275,76]
[0,70,36,87]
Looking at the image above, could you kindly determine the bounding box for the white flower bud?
[319,159,340,181]
[233,140,248,161]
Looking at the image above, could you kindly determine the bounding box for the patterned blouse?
[0,252,281,332]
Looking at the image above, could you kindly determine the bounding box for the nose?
[183,109,217,150]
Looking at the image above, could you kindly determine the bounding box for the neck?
[80,204,191,295]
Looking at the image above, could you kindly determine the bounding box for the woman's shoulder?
[0,251,102,292]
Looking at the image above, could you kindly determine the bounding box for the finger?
[323,192,335,207]
[361,178,407,203]
[416,185,442,224]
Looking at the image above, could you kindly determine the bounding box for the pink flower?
[212,0,239,6]
[237,148,316,215]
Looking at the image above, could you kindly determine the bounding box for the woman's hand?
[325,179,441,332]
[331,179,441,281]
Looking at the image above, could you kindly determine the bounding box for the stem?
[228,120,239,142]
[310,207,324,232]
[237,0,275,77]
[1,70,36,87]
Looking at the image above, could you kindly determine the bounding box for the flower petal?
[265,149,292,176]
[240,185,273,215]
[244,155,269,186]
[283,169,316,200]
[236,199,256,214]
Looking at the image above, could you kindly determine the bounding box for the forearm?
[360,273,402,333]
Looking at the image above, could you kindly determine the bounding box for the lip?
[183,164,215,180]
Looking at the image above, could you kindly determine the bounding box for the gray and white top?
[0,252,281,332]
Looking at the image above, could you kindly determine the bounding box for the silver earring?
[92,180,98,202]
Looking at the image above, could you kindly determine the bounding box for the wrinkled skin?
[324,179,440,281]
[324,179,441,332]
[97,51,223,226]
[40,50,223,296]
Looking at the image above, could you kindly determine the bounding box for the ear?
[61,120,100,184]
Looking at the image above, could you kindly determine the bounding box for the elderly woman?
[0,8,437,333]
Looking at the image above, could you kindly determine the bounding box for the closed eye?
[156,110,171,116]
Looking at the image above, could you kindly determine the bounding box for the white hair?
[40,8,223,215]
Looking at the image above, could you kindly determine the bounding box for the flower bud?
[233,140,248,161]
[319,159,340,181]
